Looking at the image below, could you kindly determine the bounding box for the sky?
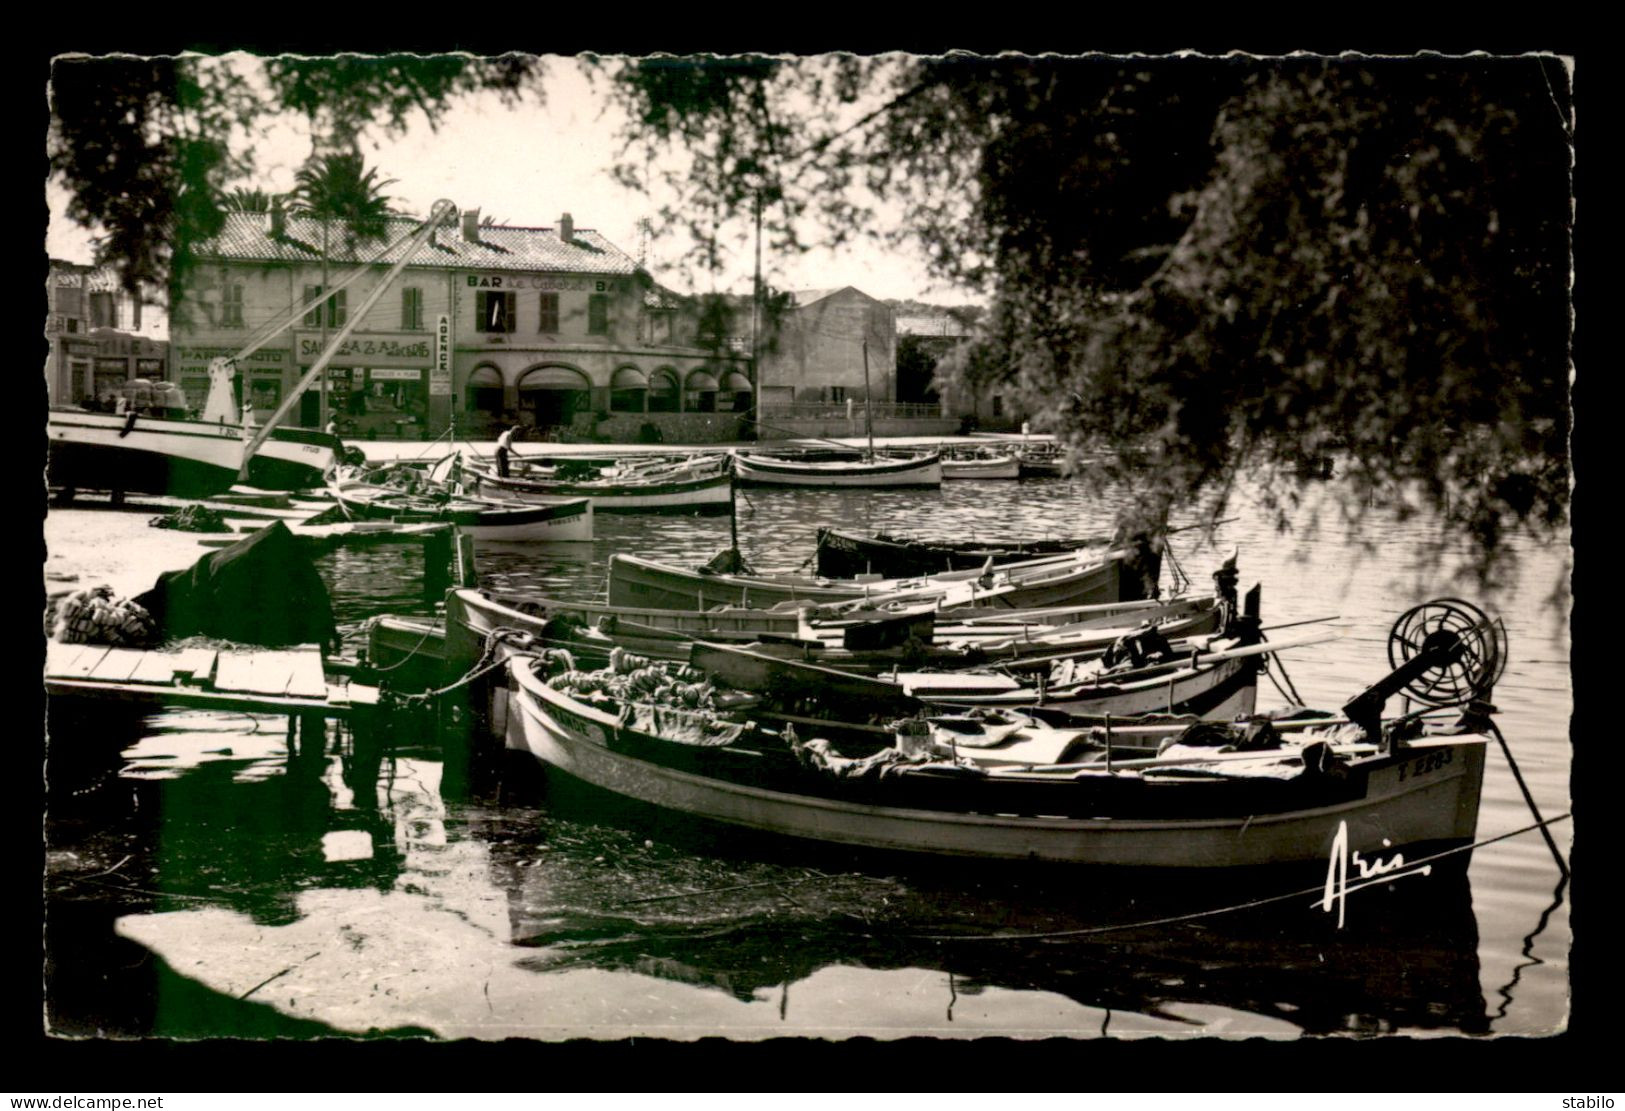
[45,55,978,316]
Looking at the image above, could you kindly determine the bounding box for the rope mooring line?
[907,811,1571,943]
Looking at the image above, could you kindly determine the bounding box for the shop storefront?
[294,332,433,437]
[174,345,290,415]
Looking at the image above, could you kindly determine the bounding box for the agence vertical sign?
[430,314,452,396]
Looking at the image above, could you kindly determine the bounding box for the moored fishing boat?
[47,407,341,498]
[504,598,1506,867]
[608,544,1156,612]
[731,449,943,488]
[685,619,1273,722]
[814,525,1116,580]
[331,476,592,541]
[461,452,733,513]
[441,584,1227,673]
[1016,442,1067,479]
[940,450,1020,480]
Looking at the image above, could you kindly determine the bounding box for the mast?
[861,336,875,460]
[237,200,457,478]
[750,192,763,441]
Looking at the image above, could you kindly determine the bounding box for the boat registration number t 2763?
[1396,746,1453,782]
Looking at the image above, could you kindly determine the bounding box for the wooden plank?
[44,642,89,676]
[87,648,148,683]
[43,677,355,718]
[58,645,112,678]
[169,648,217,683]
[127,651,180,685]
[240,651,289,695]
[212,652,258,692]
[327,682,380,707]
[242,650,307,696]
[284,653,328,700]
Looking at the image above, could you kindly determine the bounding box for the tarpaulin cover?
[133,520,337,649]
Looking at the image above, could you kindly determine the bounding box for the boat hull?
[815,527,1113,580]
[334,484,593,541]
[686,638,1260,721]
[469,463,733,513]
[47,409,339,496]
[607,548,1145,612]
[941,455,1020,480]
[508,660,1487,867]
[444,587,806,671]
[732,452,943,488]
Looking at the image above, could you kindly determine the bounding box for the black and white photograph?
[39,49,1576,1048]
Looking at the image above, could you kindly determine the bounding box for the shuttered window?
[477,291,516,333]
[89,291,116,328]
[587,293,610,335]
[303,286,346,328]
[402,286,424,330]
[538,293,559,333]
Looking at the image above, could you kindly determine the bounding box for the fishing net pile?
[149,505,230,532]
[544,646,743,746]
[48,586,158,647]
[788,725,980,781]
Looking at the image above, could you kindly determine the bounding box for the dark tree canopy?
[604,52,1573,589]
[48,52,539,304]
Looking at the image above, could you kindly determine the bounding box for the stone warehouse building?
[171,206,752,442]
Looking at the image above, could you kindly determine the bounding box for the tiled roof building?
[170,206,751,442]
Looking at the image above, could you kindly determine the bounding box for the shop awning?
[467,366,503,388]
[720,371,752,391]
[685,370,719,391]
[611,367,649,389]
[519,366,589,390]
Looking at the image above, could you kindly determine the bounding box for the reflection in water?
[480,788,1490,1037]
[46,473,1572,1039]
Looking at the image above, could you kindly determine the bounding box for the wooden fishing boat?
[1016,443,1067,479]
[461,453,733,513]
[685,625,1270,722]
[940,451,1020,480]
[444,584,1225,673]
[607,545,1153,612]
[331,478,592,542]
[731,450,943,488]
[814,526,1117,580]
[505,598,1505,867]
[47,406,341,498]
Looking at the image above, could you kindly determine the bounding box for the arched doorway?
[648,368,680,413]
[685,369,719,413]
[720,369,753,413]
[464,367,500,419]
[610,366,648,413]
[517,365,591,435]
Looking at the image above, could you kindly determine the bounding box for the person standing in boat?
[496,424,521,477]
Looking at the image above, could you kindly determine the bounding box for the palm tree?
[291,153,399,251]
[220,187,287,214]
[290,154,399,426]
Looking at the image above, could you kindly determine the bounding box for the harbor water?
[42,472,1575,1040]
